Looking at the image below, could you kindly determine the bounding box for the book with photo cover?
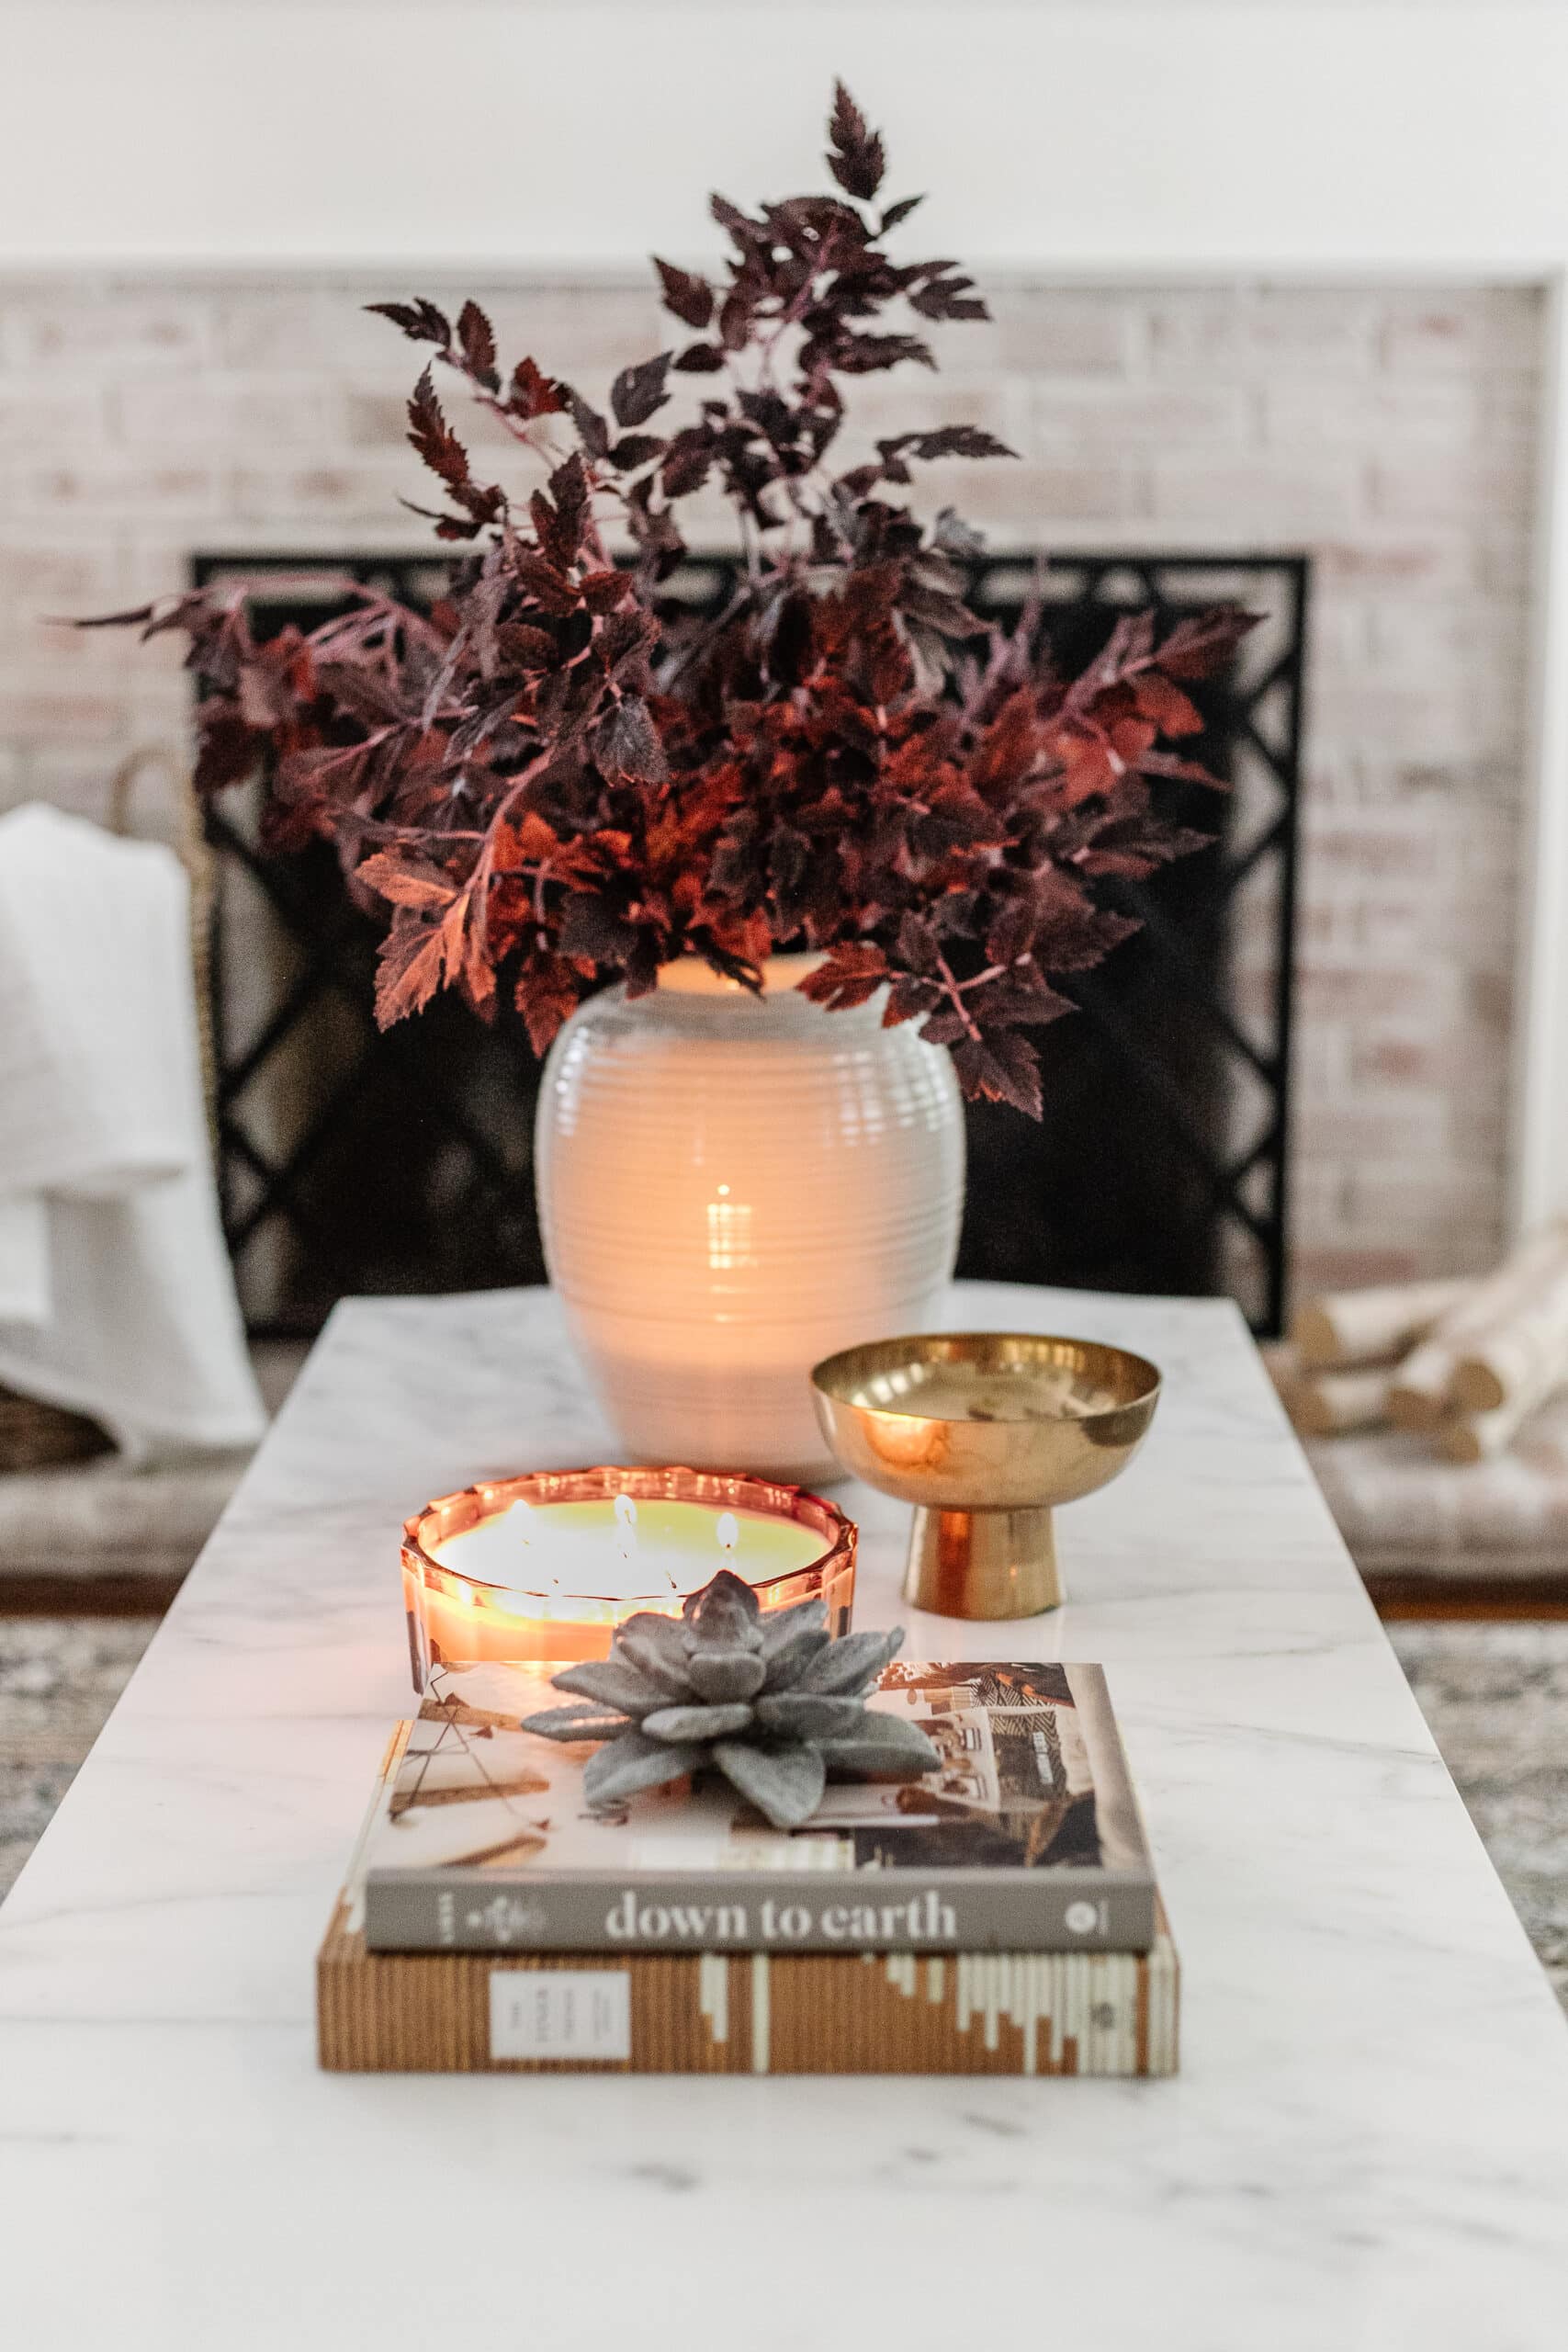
[360,1657,1160,1956]
[318,1728,1179,2076]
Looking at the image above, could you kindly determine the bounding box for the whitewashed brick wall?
[0,275,1543,1297]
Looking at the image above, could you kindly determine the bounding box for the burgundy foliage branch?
[87,84,1255,1116]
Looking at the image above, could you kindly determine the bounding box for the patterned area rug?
[2,1616,1566,2007]
[0,1619,160,1899]
[1390,1622,1568,2004]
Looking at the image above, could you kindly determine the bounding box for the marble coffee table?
[4,1281,1567,2350]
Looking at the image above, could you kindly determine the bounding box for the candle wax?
[432,1497,827,1599]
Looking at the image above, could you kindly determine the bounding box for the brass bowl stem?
[904,1505,1063,1619]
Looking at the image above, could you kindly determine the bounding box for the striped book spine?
[317,1900,1178,2076]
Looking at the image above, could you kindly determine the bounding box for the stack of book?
[318,1657,1178,2075]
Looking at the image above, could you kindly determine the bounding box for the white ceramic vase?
[536,955,964,1479]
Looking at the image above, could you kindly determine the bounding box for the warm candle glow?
[401,1466,857,1690]
[433,1495,820,1600]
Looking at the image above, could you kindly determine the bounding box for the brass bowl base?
[904,1504,1063,1620]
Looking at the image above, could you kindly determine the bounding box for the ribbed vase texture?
[536,956,965,1479]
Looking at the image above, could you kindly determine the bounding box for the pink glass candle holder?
[401,1463,856,1692]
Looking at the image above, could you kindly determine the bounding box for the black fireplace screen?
[191,549,1306,1337]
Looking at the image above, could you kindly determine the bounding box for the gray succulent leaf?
[583,1730,704,1807]
[551,1656,668,1718]
[757,1620,834,1690]
[794,1625,905,1697]
[682,1568,762,1649]
[753,1690,876,1740]
[519,1702,632,1744]
[814,1718,942,1778]
[687,1648,767,1702]
[642,1701,754,1744]
[713,1736,827,1829]
[615,1614,696,1698]
[759,1596,829,1657]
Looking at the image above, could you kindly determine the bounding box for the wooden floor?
[6,1574,1568,1623]
[0,1576,186,1617]
[1365,1575,1568,1621]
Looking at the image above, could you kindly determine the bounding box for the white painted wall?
[0,3,1564,275]
[4,0,1568,1230]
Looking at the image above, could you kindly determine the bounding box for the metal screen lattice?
[191,549,1306,1336]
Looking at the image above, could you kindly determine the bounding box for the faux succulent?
[85,84,1253,1119]
[520,1567,939,1829]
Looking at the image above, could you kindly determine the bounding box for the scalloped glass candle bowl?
[401,1464,856,1691]
[535,955,964,1480]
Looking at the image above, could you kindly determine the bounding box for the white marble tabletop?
[4,1280,1568,2351]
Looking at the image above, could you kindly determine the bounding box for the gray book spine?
[363,1870,1156,1955]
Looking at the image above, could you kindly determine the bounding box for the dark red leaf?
[375,909,452,1026]
[890,425,1016,463]
[828,81,886,201]
[909,273,989,323]
[610,352,672,429]
[949,1031,1043,1118]
[413,505,484,542]
[530,450,592,569]
[559,890,639,962]
[1134,672,1204,737]
[513,550,580,616]
[580,569,631,615]
[510,355,569,420]
[193,713,263,793]
[565,387,611,458]
[69,601,157,631]
[596,695,668,783]
[830,330,935,375]
[456,300,500,392]
[366,298,451,347]
[654,259,716,331]
[608,433,666,472]
[497,621,558,669]
[515,952,581,1056]
[660,426,714,497]
[355,849,458,910]
[717,288,752,352]
[1154,606,1259,680]
[1137,749,1227,790]
[406,367,471,492]
[796,942,888,1012]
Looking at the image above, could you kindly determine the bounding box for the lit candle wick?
[716,1511,739,1556]
[611,1488,678,1594]
[615,1491,653,1579]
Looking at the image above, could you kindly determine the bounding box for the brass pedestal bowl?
[810,1332,1161,1619]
